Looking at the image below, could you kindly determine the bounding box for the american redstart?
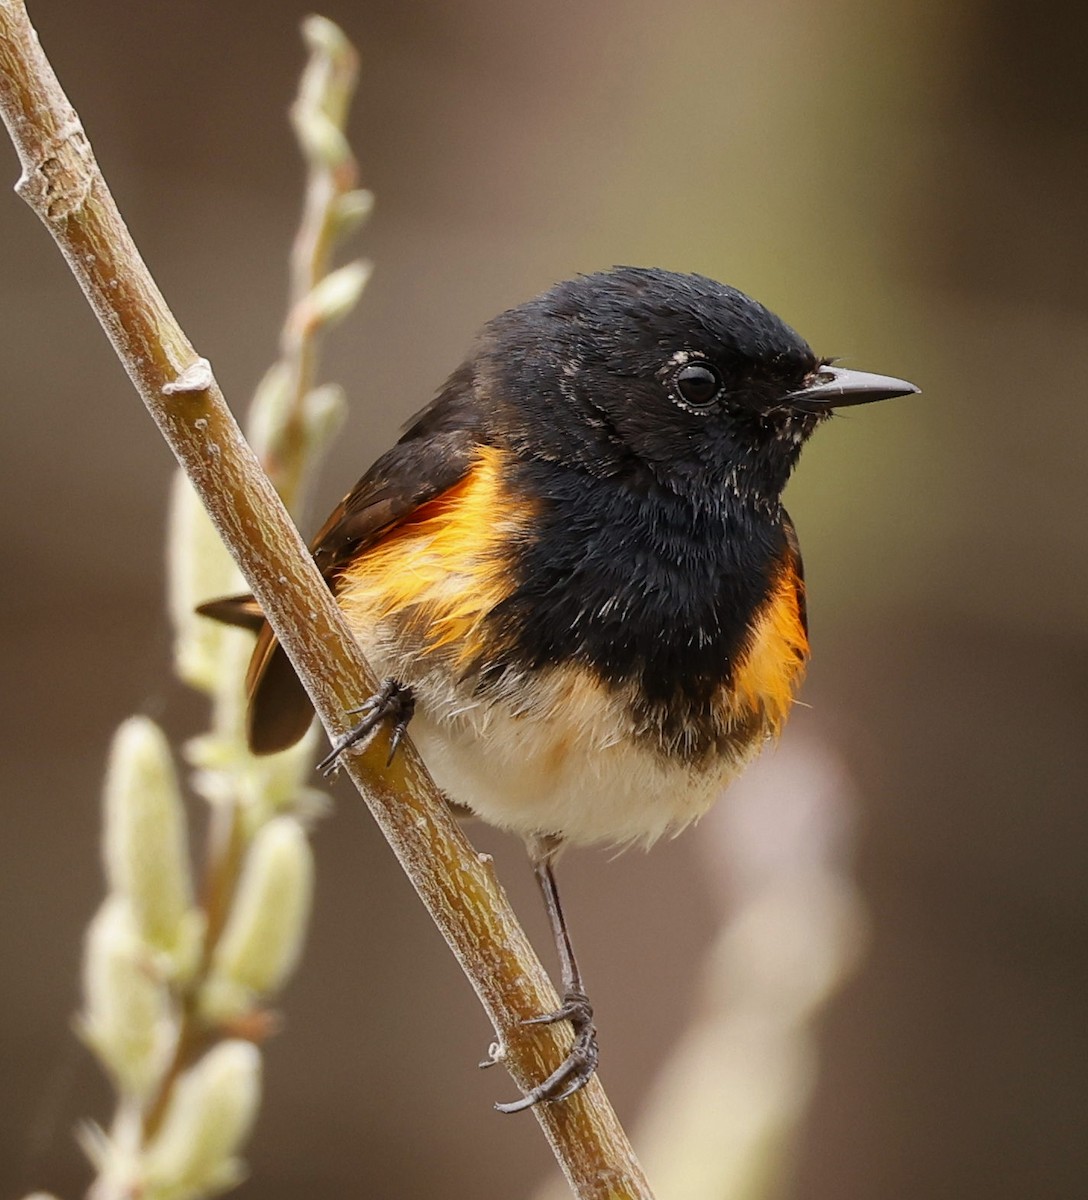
[200,267,918,1110]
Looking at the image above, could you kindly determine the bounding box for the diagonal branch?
[0,3,654,1197]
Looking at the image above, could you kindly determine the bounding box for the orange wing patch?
[334,446,525,665]
[724,560,809,737]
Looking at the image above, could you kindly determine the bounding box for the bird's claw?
[494,991,599,1114]
[317,678,414,776]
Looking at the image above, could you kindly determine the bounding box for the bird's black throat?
[479,455,795,756]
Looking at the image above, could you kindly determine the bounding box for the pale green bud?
[79,898,176,1098]
[242,729,329,825]
[333,188,374,237]
[294,17,357,154]
[208,632,257,750]
[290,104,350,169]
[301,14,352,60]
[102,718,202,970]
[295,260,371,332]
[244,361,293,462]
[167,473,245,694]
[202,818,313,1020]
[142,1040,261,1200]
[186,725,326,824]
[302,383,348,458]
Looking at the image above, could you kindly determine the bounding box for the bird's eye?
[673,362,723,410]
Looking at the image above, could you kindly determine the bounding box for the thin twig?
[270,17,364,509]
[0,4,653,1197]
[133,16,367,1162]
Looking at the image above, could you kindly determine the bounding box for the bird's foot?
[318,678,414,776]
[494,991,599,1113]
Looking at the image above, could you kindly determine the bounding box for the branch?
[0,4,653,1198]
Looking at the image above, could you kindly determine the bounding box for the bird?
[199,266,918,1112]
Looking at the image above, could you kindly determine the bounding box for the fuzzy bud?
[202,818,313,1020]
[244,361,293,463]
[293,260,371,334]
[302,383,348,455]
[167,473,246,694]
[301,14,352,59]
[102,718,202,972]
[291,105,350,169]
[333,188,374,236]
[142,1041,262,1200]
[79,898,176,1098]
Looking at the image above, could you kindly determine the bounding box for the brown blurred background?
[2,1,1087,1197]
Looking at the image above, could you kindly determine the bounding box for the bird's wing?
[198,384,486,755]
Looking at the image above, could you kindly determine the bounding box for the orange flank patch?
[334,447,524,664]
[726,561,809,736]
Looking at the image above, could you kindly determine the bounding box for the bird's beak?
[786,365,920,411]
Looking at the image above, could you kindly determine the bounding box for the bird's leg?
[494,834,599,1114]
[317,677,415,776]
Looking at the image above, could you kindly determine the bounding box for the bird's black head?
[477,267,917,510]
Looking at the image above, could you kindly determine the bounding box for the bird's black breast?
[480,457,793,756]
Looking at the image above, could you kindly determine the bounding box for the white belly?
[361,626,759,848]
[412,710,747,849]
